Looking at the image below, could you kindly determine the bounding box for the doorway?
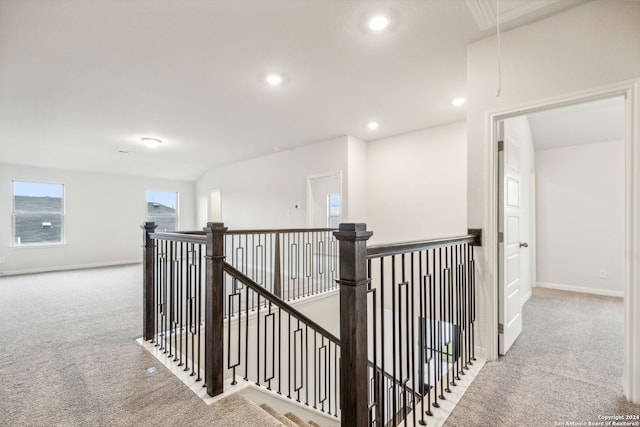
[208,190,222,222]
[497,97,625,355]
[486,80,640,402]
[307,173,342,228]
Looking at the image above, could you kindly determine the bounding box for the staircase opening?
[139,222,484,426]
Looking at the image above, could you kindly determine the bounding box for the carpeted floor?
[444,287,640,427]
[2,267,639,427]
[0,265,279,427]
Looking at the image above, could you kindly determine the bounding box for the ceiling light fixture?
[452,97,466,107]
[368,121,380,130]
[265,74,283,86]
[141,137,162,148]
[368,16,389,31]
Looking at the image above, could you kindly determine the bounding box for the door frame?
[482,78,640,402]
[306,171,343,227]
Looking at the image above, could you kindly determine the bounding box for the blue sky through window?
[14,181,63,198]
[147,191,177,209]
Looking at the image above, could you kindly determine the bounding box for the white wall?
[466,0,640,360]
[366,122,467,244]
[346,136,368,223]
[0,163,196,275]
[196,136,349,229]
[535,140,625,296]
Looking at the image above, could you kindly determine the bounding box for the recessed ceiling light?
[141,137,162,148]
[452,97,466,107]
[265,74,283,86]
[368,16,389,31]
[368,121,380,130]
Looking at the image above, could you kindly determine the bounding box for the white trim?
[0,260,140,276]
[465,0,565,31]
[535,282,624,299]
[623,79,640,404]
[483,78,640,403]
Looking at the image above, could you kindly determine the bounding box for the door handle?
[519,242,529,248]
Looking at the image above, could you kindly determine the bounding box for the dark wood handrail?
[367,234,476,258]
[223,262,341,346]
[151,227,337,238]
[150,231,207,244]
[225,227,337,235]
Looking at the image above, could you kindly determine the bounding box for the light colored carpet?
[0,265,279,427]
[444,287,640,427]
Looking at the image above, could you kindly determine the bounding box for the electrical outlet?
[599,269,607,279]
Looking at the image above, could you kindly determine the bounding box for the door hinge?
[498,323,504,334]
[498,231,504,243]
[498,140,504,152]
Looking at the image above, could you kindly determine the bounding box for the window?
[328,194,341,228]
[147,191,178,231]
[12,181,65,245]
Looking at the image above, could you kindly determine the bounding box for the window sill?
[9,242,68,249]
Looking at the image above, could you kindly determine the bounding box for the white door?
[498,121,524,355]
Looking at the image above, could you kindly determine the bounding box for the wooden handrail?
[367,234,476,258]
[223,262,341,346]
[225,227,337,235]
[149,231,206,244]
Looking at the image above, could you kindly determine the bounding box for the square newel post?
[204,222,227,397]
[334,223,373,427]
[142,221,157,341]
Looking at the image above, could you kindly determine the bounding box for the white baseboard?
[0,260,141,276]
[535,282,624,298]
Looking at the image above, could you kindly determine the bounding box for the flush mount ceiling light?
[368,121,380,130]
[368,16,389,31]
[265,74,283,86]
[452,97,467,107]
[141,137,162,148]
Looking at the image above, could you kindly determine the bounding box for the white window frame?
[147,190,179,231]
[11,180,66,246]
[327,193,341,228]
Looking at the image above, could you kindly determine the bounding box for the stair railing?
[142,222,480,426]
[141,222,342,400]
[359,227,480,427]
[223,262,341,416]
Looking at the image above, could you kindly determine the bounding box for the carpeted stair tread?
[285,412,314,427]
[308,421,321,427]
[259,403,298,427]
[213,393,282,427]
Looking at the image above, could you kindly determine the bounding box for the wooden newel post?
[204,222,227,397]
[334,223,373,427]
[142,221,157,341]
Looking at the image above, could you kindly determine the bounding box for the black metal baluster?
[470,244,476,362]
[278,306,282,395]
[445,245,453,392]
[305,324,309,406]
[379,258,386,426]
[195,243,202,380]
[418,251,427,425]
[244,284,249,381]
[287,312,292,399]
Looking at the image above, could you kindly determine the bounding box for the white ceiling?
[527,96,625,151]
[0,0,587,181]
